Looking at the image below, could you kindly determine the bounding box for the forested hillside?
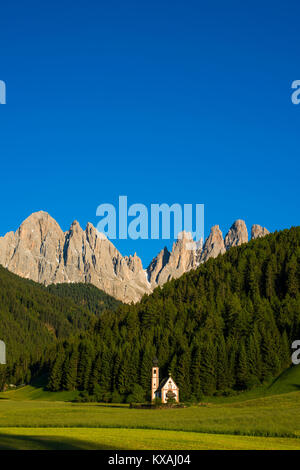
[47,283,120,315]
[0,268,120,389]
[48,227,300,402]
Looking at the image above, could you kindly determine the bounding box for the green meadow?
[1,428,300,450]
[0,366,299,450]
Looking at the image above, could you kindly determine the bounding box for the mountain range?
[0,211,269,303]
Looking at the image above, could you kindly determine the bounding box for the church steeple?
[151,357,159,401]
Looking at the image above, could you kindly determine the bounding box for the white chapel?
[151,357,179,403]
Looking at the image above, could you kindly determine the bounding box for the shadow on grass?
[290,384,300,390]
[95,404,128,409]
[268,379,300,393]
[0,432,124,450]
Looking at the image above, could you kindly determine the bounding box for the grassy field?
[1,392,300,436]
[0,366,299,450]
[0,427,300,450]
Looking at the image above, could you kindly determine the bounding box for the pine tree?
[286,255,299,298]
[177,349,191,401]
[280,330,291,369]
[99,346,113,392]
[199,337,216,396]
[48,352,64,391]
[139,345,155,391]
[117,359,130,395]
[264,257,276,299]
[77,342,93,390]
[191,346,202,400]
[227,337,238,389]
[236,340,250,390]
[216,334,229,391]
[62,347,78,391]
[248,327,262,382]
[261,328,281,380]
[89,354,102,394]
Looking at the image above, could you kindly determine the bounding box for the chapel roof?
[156,376,179,391]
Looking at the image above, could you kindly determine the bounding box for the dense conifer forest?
[0,269,120,389]
[46,283,120,316]
[47,227,300,402]
[1,227,300,401]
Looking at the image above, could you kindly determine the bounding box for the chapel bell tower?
[151,357,159,400]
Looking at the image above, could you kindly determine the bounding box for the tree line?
[48,227,300,402]
[0,268,120,390]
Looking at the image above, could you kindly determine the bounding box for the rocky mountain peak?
[0,213,151,303]
[0,211,65,282]
[0,212,270,303]
[147,247,171,286]
[251,224,270,239]
[147,231,199,287]
[200,225,226,262]
[177,230,193,240]
[224,219,248,250]
[18,210,63,236]
[125,253,143,273]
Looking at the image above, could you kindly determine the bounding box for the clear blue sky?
[0,0,299,266]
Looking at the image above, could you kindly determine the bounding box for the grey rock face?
[224,220,248,250]
[251,224,270,239]
[147,231,200,286]
[147,247,171,287]
[0,211,65,283]
[0,211,151,303]
[0,212,270,303]
[200,225,226,262]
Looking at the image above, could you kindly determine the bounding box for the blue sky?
[0,0,299,266]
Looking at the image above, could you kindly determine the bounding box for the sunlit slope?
[267,365,300,395]
[0,375,79,402]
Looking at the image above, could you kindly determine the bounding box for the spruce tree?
[63,347,78,391]
[191,346,202,400]
[236,340,250,390]
[199,337,216,396]
[216,334,229,391]
[177,349,191,401]
[48,352,64,391]
[248,327,262,383]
